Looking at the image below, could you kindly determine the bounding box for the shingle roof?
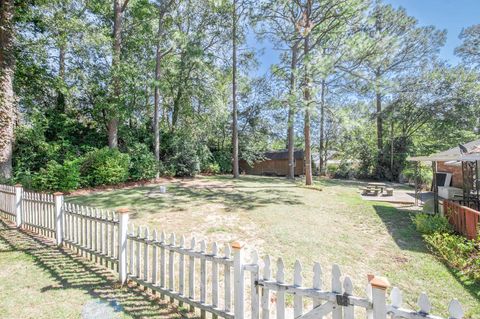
[263,149,304,160]
[408,138,480,162]
[434,139,480,157]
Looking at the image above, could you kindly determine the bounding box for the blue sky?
[385,0,479,64]
[251,0,480,75]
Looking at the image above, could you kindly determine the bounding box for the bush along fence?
[0,184,466,319]
[443,200,480,239]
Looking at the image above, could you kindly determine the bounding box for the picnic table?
[367,182,387,193]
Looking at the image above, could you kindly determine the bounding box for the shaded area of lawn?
[68,176,303,214]
[373,205,426,252]
[0,220,183,319]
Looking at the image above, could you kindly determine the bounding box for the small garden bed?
[413,213,480,283]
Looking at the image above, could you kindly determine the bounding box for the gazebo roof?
[408,138,480,162]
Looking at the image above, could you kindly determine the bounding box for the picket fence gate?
[0,184,466,319]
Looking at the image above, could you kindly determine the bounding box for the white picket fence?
[0,184,466,319]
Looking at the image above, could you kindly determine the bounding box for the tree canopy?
[0,0,478,190]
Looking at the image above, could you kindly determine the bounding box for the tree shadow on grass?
[0,219,190,319]
[372,205,480,304]
[372,205,426,252]
[168,185,303,212]
[67,181,304,213]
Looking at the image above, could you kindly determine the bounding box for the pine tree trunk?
[390,119,394,180]
[303,24,312,186]
[154,13,163,178]
[287,42,298,180]
[375,72,383,176]
[109,0,124,148]
[319,78,326,176]
[56,44,66,112]
[231,0,239,178]
[0,0,15,179]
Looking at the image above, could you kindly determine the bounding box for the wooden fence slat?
[312,262,322,309]
[200,240,207,319]
[261,255,271,319]
[94,209,99,263]
[144,227,150,282]
[224,244,232,313]
[332,264,343,319]
[189,237,196,312]
[212,242,219,319]
[169,233,176,303]
[343,276,354,319]
[136,226,142,278]
[276,258,285,319]
[110,212,115,263]
[152,230,158,285]
[161,231,166,289]
[293,260,303,318]
[129,224,134,275]
[251,250,260,319]
[179,235,185,307]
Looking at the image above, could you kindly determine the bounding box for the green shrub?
[31,160,81,192]
[326,163,338,176]
[159,162,176,177]
[333,161,355,179]
[203,163,221,175]
[80,148,131,186]
[412,213,452,235]
[127,143,158,180]
[212,150,232,173]
[425,232,480,281]
[161,133,200,177]
[170,145,200,177]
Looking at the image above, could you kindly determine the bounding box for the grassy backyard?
[68,175,480,318]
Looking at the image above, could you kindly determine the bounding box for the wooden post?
[14,184,22,228]
[432,161,439,215]
[232,241,244,319]
[368,275,390,319]
[117,207,129,284]
[53,192,64,246]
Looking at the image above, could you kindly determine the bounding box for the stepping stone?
[81,299,123,319]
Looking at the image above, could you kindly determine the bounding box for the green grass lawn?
[0,221,182,319]
[68,175,480,318]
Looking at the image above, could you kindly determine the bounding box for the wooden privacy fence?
[0,184,466,319]
[444,200,480,239]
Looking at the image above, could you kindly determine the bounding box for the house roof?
[263,149,304,160]
[408,138,480,162]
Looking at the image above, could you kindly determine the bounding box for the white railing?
[127,227,235,318]
[0,184,466,319]
[63,203,120,270]
[22,191,56,238]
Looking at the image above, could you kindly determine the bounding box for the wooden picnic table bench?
[367,182,387,193]
[360,187,379,196]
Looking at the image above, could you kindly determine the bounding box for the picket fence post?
[232,241,244,319]
[53,192,64,245]
[368,274,390,319]
[14,184,23,228]
[117,207,129,284]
